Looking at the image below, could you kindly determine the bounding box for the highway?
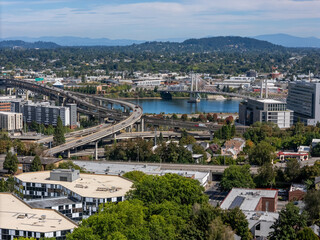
[43,103,142,156]
[1,78,143,157]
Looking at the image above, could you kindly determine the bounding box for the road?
[1,79,143,156]
[44,105,142,156]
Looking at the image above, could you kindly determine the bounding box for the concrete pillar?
[67,150,70,159]
[26,90,29,101]
[141,118,144,132]
[210,131,213,141]
[260,80,263,98]
[95,141,98,160]
[110,103,114,110]
[77,112,80,122]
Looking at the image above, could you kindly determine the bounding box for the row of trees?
[220,159,320,190]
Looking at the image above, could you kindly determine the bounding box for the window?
[256,223,261,231]
[60,176,68,181]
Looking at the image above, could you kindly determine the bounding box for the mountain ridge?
[254,33,320,48]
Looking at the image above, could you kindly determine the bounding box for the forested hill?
[125,36,284,53]
[0,40,60,49]
[0,36,283,52]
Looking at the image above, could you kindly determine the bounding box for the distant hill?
[0,36,145,46]
[254,34,320,48]
[0,40,60,49]
[128,36,283,53]
[0,36,284,52]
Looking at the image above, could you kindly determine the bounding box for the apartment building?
[12,101,77,127]
[0,193,77,240]
[0,111,23,131]
[14,169,133,219]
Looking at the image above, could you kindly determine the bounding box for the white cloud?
[1,0,320,39]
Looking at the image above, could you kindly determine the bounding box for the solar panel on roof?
[229,196,245,209]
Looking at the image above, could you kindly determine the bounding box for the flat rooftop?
[220,188,278,211]
[15,171,133,199]
[27,197,80,209]
[256,99,283,104]
[73,161,160,175]
[0,193,77,232]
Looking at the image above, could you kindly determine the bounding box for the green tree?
[311,142,320,157]
[67,200,150,240]
[254,163,276,188]
[222,207,252,240]
[171,113,178,120]
[3,152,19,174]
[304,190,320,224]
[220,165,255,191]
[285,158,301,183]
[181,114,188,121]
[53,116,65,146]
[248,140,276,166]
[296,227,319,240]
[269,202,307,240]
[126,174,208,206]
[30,155,42,172]
[208,217,234,240]
[123,171,147,183]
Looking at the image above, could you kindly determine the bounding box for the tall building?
[239,99,293,128]
[0,111,23,131]
[0,193,77,240]
[287,82,320,125]
[66,103,77,128]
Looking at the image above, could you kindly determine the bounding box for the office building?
[287,82,320,125]
[220,188,279,239]
[12,101,77,127]
[239,99,293,128]
[0,193,77,240]
[0,111,23,131]
[14,169,132,218]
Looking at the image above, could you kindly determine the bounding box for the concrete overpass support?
[95,141,99,160]
[109,103,114,110]
[141,118,144,132]
[210,131,214,141]
[67,150,71,159]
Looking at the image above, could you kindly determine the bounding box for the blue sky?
[1,0,320,40]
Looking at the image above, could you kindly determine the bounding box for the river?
[130,98,241,114]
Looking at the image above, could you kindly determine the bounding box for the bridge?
[158,74,286,102]
[1,78,143,157]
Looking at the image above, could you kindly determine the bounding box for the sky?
[1,0,320,40]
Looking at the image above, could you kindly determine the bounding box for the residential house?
[221,138,246,159]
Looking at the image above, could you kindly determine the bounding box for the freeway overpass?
[1,78,143,157]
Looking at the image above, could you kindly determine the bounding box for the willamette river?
[130,99,241,114]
